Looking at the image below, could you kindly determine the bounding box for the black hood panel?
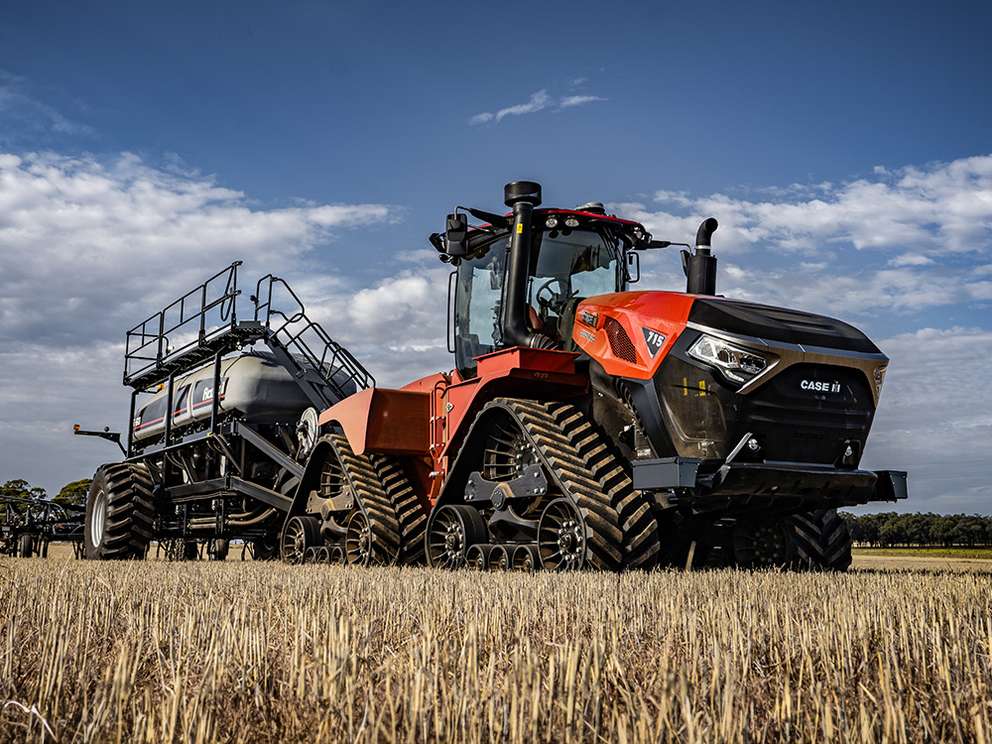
[689,298,880,354]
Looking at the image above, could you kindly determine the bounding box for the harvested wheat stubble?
[1,561,991,743]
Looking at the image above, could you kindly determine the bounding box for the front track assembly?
[426,398,662,571]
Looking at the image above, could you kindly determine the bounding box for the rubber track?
[369,455,428,565]
[788,508,853,571]
[490,398,661,571]
[324,434,409,565]
[98,462,155,559]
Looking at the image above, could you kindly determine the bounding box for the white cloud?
[621,155,992,256]
[889,253,934,267]
[862,327,992,512]
[0,70,93,140]
[469,89,607,125]
[0,152,395,346]
[559,95,607,108]
[470,90,550,125]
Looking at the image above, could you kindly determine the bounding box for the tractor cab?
[439,183,648,378]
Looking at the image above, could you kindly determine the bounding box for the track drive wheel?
[282,515,321,565]
[426,505,488,569]
[788,509,853,571]
[84,463,155,560]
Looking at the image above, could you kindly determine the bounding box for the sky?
[0,0,989,512]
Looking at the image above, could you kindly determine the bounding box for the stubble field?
[1,559,990,743]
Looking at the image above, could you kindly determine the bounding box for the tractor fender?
[317,388,430,457]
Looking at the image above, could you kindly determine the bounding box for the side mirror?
[445,213,469,258]
[626,251,640,283]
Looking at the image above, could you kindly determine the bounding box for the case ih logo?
[801,379,841,394]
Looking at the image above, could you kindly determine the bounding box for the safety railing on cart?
[252,274,375,400]
[124,262,242,385]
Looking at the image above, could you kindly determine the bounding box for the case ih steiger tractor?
[81,181,906,570]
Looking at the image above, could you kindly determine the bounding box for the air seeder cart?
[76,262,373,561]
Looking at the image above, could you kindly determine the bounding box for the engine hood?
[572,291,885,388]
[688,297,879,354]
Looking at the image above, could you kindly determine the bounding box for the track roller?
[466,544,491,569]
[511,544,540,572]
[537,498,585,571]
[488,544,510,570]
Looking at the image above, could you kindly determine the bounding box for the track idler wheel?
[282,515,321,565]
[537,498,586,571]
[327,544,346,565]
[426,504,488,569]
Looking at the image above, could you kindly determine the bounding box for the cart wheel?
[17,534,34,558]
[208,538,230,561]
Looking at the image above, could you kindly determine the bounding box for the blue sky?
[0,0,990,511]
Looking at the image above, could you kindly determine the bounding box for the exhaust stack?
[684,217,719,295]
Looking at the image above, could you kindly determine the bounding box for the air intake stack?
[684,217,719,296]
[501,181,556,349]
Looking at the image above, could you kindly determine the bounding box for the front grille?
[605,317,638,364]
[654,354,876,465]
[742,364,875,464]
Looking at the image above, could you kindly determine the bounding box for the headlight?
[688,334,771,384]
[873,365,887,397]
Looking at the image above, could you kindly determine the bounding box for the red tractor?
[283,181,906,571]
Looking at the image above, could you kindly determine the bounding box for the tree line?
[839,511,992,548]
[0,478,91,518]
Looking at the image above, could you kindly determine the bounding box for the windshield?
[453,227,624,376]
